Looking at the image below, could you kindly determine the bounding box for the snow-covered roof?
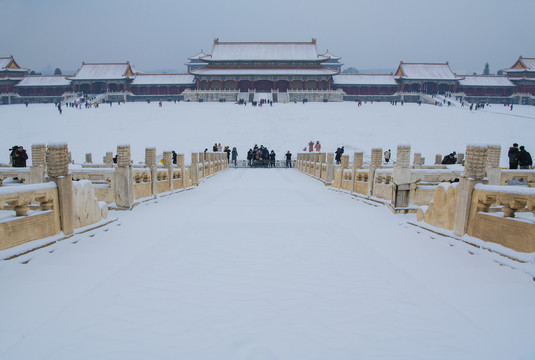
[16,75,72,87]
[191,67,338,76]
[333,74,398,85]
[0,56,28,72]
[503,57,535,73]
[395,62,458,80]
[0,57,12,69]
[188,51,208,60]
[458,76,515,87]
[202,39,328,62]
[320,50,340,60]
[131,74,195,85]
[69,62,134,80]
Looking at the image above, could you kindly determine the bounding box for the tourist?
[441,152,457,165]
[518,146,533,169]
[247,149,253,167]
[231,147,238,168]
[508,143,520,169]
[12,146,28,167]
[308,141,314,152]
[269,150,276,167]
[335,147,344,165]
[315,141,321,152]
[213,143,218,152]
[172,151,177,165]
[384,149,391,164]
[224,146,231,162]
[285,151,292,168]
[9,145,18,166]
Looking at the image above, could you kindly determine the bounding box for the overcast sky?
[2,0,533,75]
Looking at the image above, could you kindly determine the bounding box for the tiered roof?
[69,62,135,81]
[200,39,328,62]
[16,75,71,87]
[131,74,195,85]
[333,74,397,86]
[395,62,458,80]
[502,56,535,76]
[458,75,515,87]
[0,55,29,77]
[191,67,337,76]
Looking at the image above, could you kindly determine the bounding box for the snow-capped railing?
[0,182,60,250]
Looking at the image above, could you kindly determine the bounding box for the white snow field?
[1,102,535,359]
[1,101,534,167]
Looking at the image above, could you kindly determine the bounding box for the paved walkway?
[1,169,534,359]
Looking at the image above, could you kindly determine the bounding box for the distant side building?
[0,56,29,94]
[502,56,535,95]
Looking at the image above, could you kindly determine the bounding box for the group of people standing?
[508,143,533,169]
[305,141,321,152]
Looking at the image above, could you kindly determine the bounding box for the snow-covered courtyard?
[1,102,535,359]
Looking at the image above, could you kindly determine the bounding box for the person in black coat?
[9,145,18,166]
[518,146,533,169]
[12,146,28,167]
[269,150,276,167]
[508,143,520,169]
[285,151,292,168]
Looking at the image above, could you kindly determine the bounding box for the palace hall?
[1,40,534,105]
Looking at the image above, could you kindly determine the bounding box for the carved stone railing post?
[325,153,335,186]
[30,143,46,184]
[371,148,382,167]
[115,144,134,208]
[392,145,412,208]
[85,153,92,164]
[413,153,423,168]
[191,153,199,186]
[104,152,114,167]
[145,147,157,198]
[47,143,74,235]
[486,145,501,185]
[176,154,185,188]
[163,151,173,190]
[454,145,487,237]
[456,153,464,165]
[369,148,382,196]
[435,154,442,165]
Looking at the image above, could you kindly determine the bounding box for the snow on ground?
[1,101,534,167]
[1,169,535,359]
[1,102,535,359]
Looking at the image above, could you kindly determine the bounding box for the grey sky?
[2,0,533,75]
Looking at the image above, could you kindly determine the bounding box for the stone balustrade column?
[413,153,422,167]
[341,155,349,169]
[392,145,412,208]
[319,153,326,164]
[371,148,382,167]
[325,153,335,185]
[456,153,464,165]
[435,154,442,165]
[30,143,46,184]
[47,143,74,235]
[115,144,133,208]
[368,148,383,196]
[145,147,157,198]
[486,144,501,185]
[163,151,173,190]
[104,152,114,167]
[353,152,363,169]
[85,153,92,164]
[190,153,199,185]
[454,145,487,237]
